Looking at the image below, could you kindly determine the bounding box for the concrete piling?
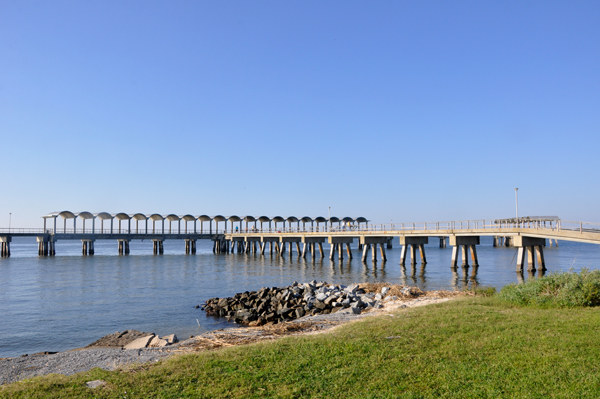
[513,236,546,272]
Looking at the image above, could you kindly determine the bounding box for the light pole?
[328,207,331,219]
[515,188,519,223]
[8,213,11,232]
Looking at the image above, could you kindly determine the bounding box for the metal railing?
[2,219,600,236]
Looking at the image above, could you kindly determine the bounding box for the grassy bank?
[3,294,600,398]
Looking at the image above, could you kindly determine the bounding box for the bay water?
[1,236,598,358]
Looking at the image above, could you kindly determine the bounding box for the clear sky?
[1,1,599,227]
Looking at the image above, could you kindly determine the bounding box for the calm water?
[1,236,599,358]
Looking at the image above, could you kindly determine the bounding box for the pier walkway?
[1,211,599,272]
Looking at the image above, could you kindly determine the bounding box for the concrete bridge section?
[224,218,600,273]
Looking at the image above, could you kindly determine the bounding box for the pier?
[1,212,599,273]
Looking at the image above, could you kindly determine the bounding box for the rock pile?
[202,281,399,326]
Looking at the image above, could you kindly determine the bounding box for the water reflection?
[450,265,480,290]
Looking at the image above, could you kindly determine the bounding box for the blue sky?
[1,1,599,227]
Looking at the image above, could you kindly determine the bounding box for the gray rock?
[123,335,155,350]
[344,284,359,294]
[374,301,384,309]
[316,293,328,301]
[381,287,390,296]
[364,300,376,308]
[148,336,168,347]
[86,380,106,389]
[162,334,178,344]
[351,307,362,315]
[375,293,382,301]
[350,300,363,308]
[324,296,337,306]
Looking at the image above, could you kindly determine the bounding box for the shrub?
[471,286,497,297]
[498,269,600,307]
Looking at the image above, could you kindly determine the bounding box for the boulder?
[162,334,178,344]
[124,334,155,349]
[148,336,168,347]
[381,287,390,296]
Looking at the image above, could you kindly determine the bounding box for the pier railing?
[1,219,599,236]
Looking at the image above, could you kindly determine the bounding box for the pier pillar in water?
[117,239,130,255]
[360,236,388,264]
[513,236,546,272]
[301,237,325,260]
[245,237,260,255]
[328,236,353,261]
[399,237,428,266]
[152,239,164,255]
[449,236,480,268]
[230,237,244,255]
[280,237,300,257]
[0,236,11,258]
[185,239,197,254]
[81,239,95,255]
[361,244,370,262]
[37,236,50,256]
[439,237,447,248]
[372,244,378,262]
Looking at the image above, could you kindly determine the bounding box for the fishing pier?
[1,211,599,273]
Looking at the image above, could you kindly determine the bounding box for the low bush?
[498,269,600,307]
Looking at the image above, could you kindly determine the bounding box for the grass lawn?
[3,296,600,398]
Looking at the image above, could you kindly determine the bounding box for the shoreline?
[0,288,462,385]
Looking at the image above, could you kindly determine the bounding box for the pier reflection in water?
[0,236,598,358]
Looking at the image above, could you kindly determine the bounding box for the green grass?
[3,296,600,398]
[499,269,600,307]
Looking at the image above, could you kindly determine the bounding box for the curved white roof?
[113,213,131,220]
[41,211,363,226]
[132,213,147,221]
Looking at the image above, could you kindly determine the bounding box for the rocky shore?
[201,280,416,326]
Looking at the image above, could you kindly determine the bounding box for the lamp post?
[515,188,519,223]
[8,213,11,232]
